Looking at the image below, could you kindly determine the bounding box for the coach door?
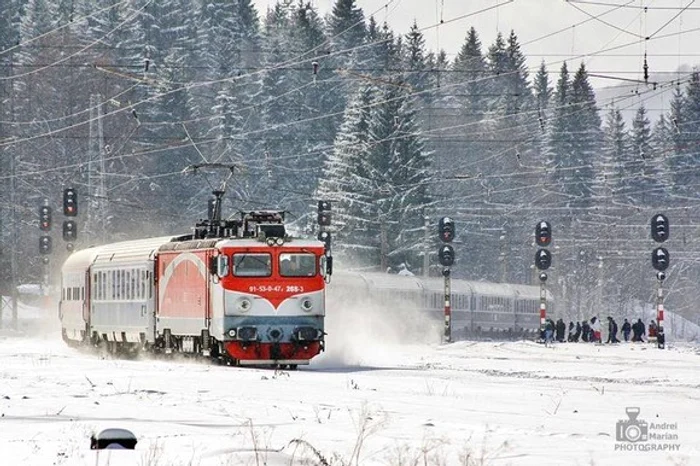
[143,266,157,343]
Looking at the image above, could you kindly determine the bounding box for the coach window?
[279,253,316,277]
[232,253,271,277]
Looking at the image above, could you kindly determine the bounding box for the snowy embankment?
[0,316,698,466]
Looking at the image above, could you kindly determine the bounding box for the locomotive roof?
[214,238,325,249]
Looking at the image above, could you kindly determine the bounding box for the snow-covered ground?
[1,306,699,466]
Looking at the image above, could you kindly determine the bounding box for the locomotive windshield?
[279,253,316,277]
[232,253,272,277]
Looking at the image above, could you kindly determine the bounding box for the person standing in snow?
[573,322,582,342]
[581,320,590,342]
[648,320,658,340]
[544,319,555,346]
[567,321,575,342]
[606,316,620,343]
[632,318,645,342]
[621,319,631,342]
[590,316,602,343]
[556,319,566,342]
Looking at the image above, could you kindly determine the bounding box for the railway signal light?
[39,236,52,255]
[317,200,331,226]
[318,231,331,249]
[438,217,455,243]
[438,244,455,267]
[535,221,552,247]
[39,205,52,231]
[651,247,670,271]
[535,249,552,270]
[63,188,78,216]
[63,220,77,242]
[651,214,669,243]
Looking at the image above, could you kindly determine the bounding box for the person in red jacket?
[648,320,658,339]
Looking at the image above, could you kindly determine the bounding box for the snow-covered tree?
[316,85,375,265]
[602,107,628,202]
[366,81,432,270]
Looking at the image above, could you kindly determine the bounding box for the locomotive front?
[209,237,328,367]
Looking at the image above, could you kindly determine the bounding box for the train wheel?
[288,364,298,370]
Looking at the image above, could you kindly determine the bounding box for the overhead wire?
[0,0,154,82]
[2,0,697,202]
[0,0,132,58]
[0,0,522,152]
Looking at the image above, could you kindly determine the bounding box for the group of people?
[542,316,659,344]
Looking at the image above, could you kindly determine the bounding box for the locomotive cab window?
[279,253,316,277]
[216,254,230,277]
[232,253,271,277]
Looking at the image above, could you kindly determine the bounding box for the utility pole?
[499,229,507,282]
[423,216,429,277]
[9,129,18,329]
[379,209,387,272]
[87,94,107,244]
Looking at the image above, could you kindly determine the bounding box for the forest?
[1,0,700,325]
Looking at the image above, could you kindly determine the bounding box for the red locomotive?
[59,193,330,368]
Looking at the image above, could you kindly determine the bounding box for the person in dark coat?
[544,319,555,345]
[621,319,631,342]
[556,319,566,342]
[632,318,645,342]
[573,322,582,342]
[567,321,575,342]
[606,316,620,343]
[581,320,590,342]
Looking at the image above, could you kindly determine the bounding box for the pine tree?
[552,62,600,207]
[677,72,700,197]
[260,1,338,216]
[452,27,487,121]
[446,27,488,214]
[0,0,24,290]
[485,31,508,115]
[367,81,432,271]
[630,105,663,206]
[327,0,365,68]
[666,86,686,196]
[533,61,552,164]
[602,107,628,202]
[534,61,552,116]
[402,21,429,96]
[316,85,376,265]
[546,62,603,316]
[651,114,675,194]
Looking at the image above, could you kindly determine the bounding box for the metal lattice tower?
[87,94,108,244]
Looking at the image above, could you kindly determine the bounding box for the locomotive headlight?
[300,298,313,312]
[266,238,275,246]
[275,237,285,246]
[237,298,252,312]
[228,329,237,338]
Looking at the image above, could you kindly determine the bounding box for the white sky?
[2,306,700,465]
[253,0,700,90]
